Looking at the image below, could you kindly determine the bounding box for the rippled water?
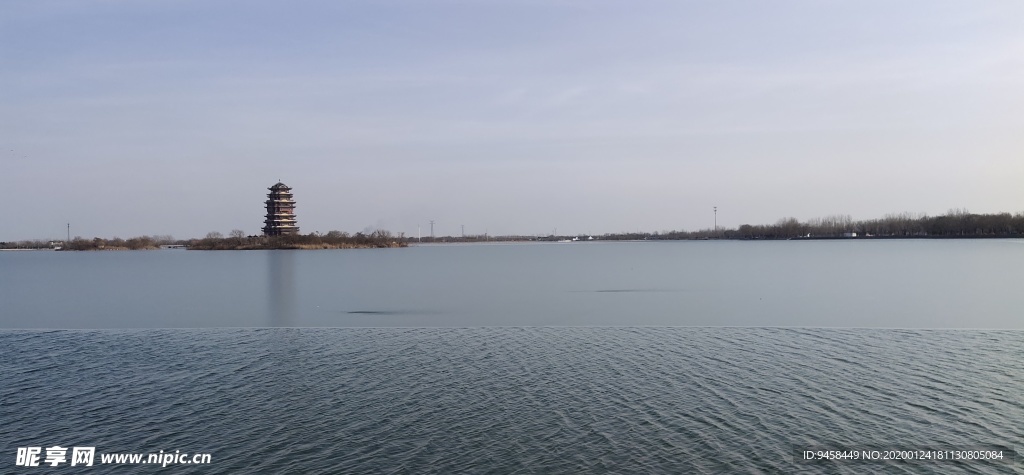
[2,328,1021,473]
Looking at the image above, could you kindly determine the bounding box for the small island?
[188,230,406,250]
[183,181,406,249]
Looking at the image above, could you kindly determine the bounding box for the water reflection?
[268,251,297,327]
[266,252,311,428]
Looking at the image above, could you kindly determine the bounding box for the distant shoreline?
[5,209,1023,249]
[5,234,1020,251]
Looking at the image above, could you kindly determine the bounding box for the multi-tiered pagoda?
[263,182,299,236]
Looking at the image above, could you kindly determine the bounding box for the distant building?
[263,182,299,236]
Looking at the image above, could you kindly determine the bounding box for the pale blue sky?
[3,0,1023,240]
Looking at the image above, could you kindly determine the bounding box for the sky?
[3,0,1023,241]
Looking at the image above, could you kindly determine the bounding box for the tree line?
[600,209,1024,241]
[2,230,407,250]
[0,235,175,250]
[187,229,406,250]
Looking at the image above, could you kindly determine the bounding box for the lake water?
[2,241,1022,473]
[3,240,1023,329]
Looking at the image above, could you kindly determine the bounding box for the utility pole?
[713,206,718,236]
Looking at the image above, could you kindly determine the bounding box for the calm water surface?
[1,241,1021,473]
[2,240,1022,328]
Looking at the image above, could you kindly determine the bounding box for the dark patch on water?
[345,310,429,316]
[576,288,687,293]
